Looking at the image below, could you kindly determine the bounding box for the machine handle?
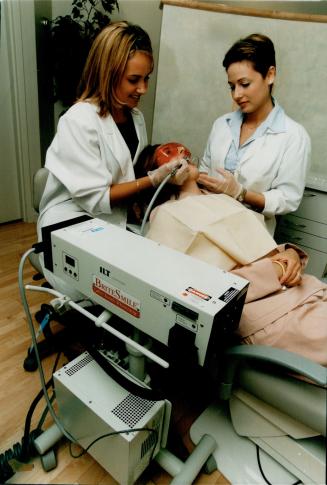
[68,301,170,369]
[25,285,169,369]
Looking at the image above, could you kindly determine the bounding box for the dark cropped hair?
[223,33,276,79]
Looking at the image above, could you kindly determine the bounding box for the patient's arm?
[268,247,302,287]
[232,244,307,303]
[232,259,283,303]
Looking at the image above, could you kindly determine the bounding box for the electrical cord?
[21,379,57,461]
[27,312,50,354]
[0,339,63,482]
[256,445,303,485]
[70,427,158,458]
[19,251,161,473]
[36,353,62,431]
[0,377,53,482]
[36,392,56,432]
[18,248,77,445]
[69,426,159,470]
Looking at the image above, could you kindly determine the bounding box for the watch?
[237,186,247,203]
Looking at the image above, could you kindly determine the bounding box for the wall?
[111,0,162,141]
[1,0,41,223]
[47,1,325,146]
[0,2,22,223]
[216,1,327,15]
[3,0,323,222]
[35,0,54,163]
[153,1,327,178]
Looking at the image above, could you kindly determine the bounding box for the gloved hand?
[148,159,190,187]
[169,159,190,185]
[197,168,242,199]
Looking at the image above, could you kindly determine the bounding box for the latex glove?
[169,159,190,185]
[148,159,190,187]
[198,168,242,199]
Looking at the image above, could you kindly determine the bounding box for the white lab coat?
[37,101,148,298]
[38,102,148,232]
[199,110,311,234]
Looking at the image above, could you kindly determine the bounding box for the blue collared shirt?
[224,100,286,172]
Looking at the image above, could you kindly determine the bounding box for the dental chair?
[190,344,327,485]
[24,166,69,371]
[28,167,49,278]
[24,167,142,372]
[23,171,327,483]
[25,167,104,371]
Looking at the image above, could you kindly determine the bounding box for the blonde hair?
[78,21,153,117]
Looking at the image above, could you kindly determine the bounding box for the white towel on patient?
[146,194,277,270]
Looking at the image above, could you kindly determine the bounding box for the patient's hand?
[271,248,302,287]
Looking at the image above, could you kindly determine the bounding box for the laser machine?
[34,216,248,484]
[30,216,326,484]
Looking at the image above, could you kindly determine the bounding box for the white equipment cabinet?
[275,179,327,282]
[53,352,169,485]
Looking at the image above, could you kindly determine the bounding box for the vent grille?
[65,353,93,376]
[112,394,155,428]
[141,422,159,459]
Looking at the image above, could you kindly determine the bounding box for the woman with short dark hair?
[198,33,311,235]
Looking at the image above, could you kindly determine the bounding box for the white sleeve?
[199,116,230,174]
[263,125,311,217]
[46,110,112,215]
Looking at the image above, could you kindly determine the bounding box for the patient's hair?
[134,144,160,176]
[137,143,182,199]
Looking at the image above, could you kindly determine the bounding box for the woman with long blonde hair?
[37,21,188,297]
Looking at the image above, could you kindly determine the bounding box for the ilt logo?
[100,266,111,277]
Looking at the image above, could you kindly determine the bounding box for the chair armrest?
[220,345,327,400]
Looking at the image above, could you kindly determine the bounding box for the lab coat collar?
[226,99,286,165]
[131,109,146,164]
[262,99,286,134]
[226,98,286,136]
[101,108,143,133]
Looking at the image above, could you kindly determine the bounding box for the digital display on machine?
[65,254,75,267]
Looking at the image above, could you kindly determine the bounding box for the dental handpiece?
[170,163,183,177]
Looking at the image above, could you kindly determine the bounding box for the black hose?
[0,378,54,482]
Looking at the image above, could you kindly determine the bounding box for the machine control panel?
[62,252,79,280]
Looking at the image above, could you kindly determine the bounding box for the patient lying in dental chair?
[133,143,327,366]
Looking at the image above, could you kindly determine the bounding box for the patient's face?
[154,142,199,183]
[154,142,191,166]
[188,163,200,181]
